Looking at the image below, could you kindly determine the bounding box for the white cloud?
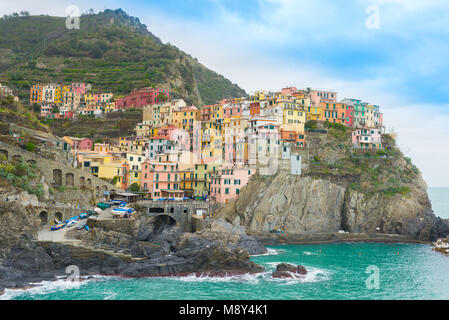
[2,1,448,187]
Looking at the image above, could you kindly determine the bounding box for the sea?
[2,187,449,300]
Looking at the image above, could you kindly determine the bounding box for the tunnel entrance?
[39,211,48,225]
[152,215,177,236]
[149,207,165,214]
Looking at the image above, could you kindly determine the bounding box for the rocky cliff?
[216,124,449,242]
[0,196,265,292]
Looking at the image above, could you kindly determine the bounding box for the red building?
[115,87,170,109]
[345,105,354,127]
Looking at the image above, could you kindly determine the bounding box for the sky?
[1,0,449,187]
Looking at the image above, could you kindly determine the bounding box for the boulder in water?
[272,263,307,278]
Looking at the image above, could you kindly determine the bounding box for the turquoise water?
[429,187,449,219]
[2,187,448,300]
[4,243,449,300]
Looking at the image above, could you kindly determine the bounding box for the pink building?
[209,166,254,204]
[72,83,87,95]
[223,104,242,118]
[40,104,53,118]
[352,127,382,149]
[281,87,298,95]
[69,137,93,151]
[309,90,337,106]
[140,159,183,199]
[115,87,169,109]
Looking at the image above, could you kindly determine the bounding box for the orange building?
[280,129,306,147]
[30,84,43,104]
[319,102,348,125]
[250,102,261,116]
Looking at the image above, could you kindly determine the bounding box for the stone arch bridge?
[139,201,217,232]
[0,141,122,197]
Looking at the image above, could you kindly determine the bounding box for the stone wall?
[0,141,122,197]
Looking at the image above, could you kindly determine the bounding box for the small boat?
[97,202,111,210]
[51,223,66,231]
[64,216,79,224]
[66,220,77,227]
[112,207,134,214]
[84,225,90,231]
[79,213,88,219]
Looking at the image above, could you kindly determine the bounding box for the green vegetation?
[130,182,140,192]
[0,161,44,199]
[305,128,418,199]
[43,109,142,138]
[25,141,35,152]
[0,9,246,106]
[0,96,48,132]
[323,121,348,140]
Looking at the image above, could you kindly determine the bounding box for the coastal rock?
[216,150,449,242]
[218,173,346,234]
[180,218,267,255]
[272,263,307,278]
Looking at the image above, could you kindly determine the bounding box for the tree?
[130,183,140,192]
[157,93,168,102]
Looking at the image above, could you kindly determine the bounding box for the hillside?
[0,9,246,105]
[0,95,48,133]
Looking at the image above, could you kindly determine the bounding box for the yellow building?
[180,169,194,196]
[54,85,62,104]
[98,159,127,187]
[306,105,323,121]
[172,106,199,133]
[201,121,223,162]
[211,104,223,125]
[281,105,306,133]
[193,162,220,197]
[127,153,145,187]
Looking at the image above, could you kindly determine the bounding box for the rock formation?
[272,263,307,278]
[216,130,449,242]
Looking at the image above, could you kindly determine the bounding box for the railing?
[136,200,214,205]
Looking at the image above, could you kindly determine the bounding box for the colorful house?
[140,160,183,199]
[209,166,254,204]
[30,84,43,104]
[352,127,383,149]
[115,87,169,109]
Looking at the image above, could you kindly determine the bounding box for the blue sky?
[2,0,449,187]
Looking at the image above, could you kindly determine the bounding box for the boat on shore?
[50,223,66,231]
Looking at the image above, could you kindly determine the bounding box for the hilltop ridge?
[0,9,247,105]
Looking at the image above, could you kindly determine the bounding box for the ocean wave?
[303,251,321,256]
[251,248,284,257]
[170,272,268,284]
[0,275,111,300]
[261,262,331,284]
[267,267,331,285]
